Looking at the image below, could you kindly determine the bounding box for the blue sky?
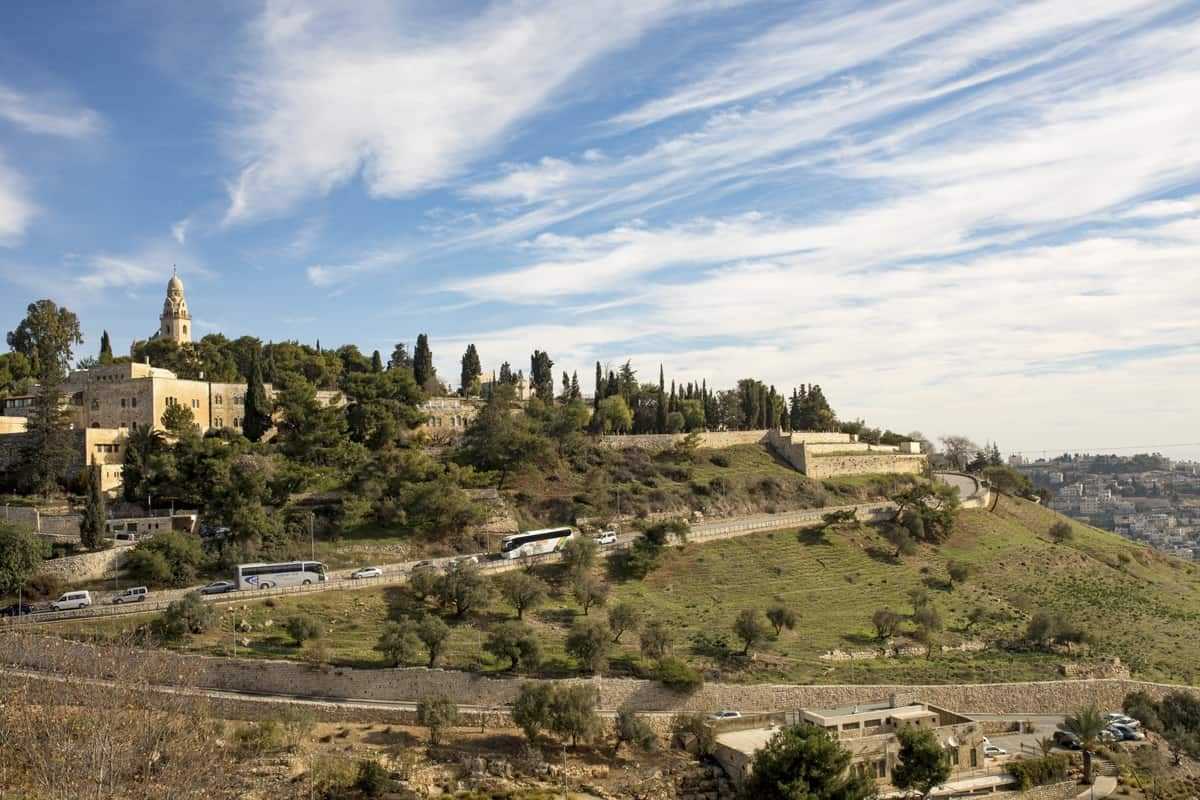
[2,0,1199,458]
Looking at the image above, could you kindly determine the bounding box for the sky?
[1,0,1199,459]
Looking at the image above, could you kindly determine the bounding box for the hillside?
[56,493,1200,687]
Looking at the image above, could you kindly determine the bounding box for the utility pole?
[309,512,315,562]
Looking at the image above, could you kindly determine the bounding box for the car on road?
[110,586,148,604]
[1108,724,1145,741]
[411,560,437,572]
[350,566,383,580]
[0,601,34,617]
[984,744,1008,758]
[1053,731,1082,750]
[199,580,237,595]
[594,531,618,546]
[50,590,92,611]
[452,555,480,567]
[707,710,742,721]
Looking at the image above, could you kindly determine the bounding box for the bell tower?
[159,268,192,344]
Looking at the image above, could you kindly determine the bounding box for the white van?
[594,530,618,546]
[110,586,148,604]
[51,590,92,611]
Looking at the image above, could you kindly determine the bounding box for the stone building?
[417,396,482,443]
[0,271,340,492]
[714,695,988,793]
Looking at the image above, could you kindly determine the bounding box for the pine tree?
[18,369,74,496]
[561,370,571,402]
[413,334,435,389]
[460,343,482,396]
[79,463,106,550]
[370,350,383,372]
[570,371,580,401]
[242,349,272,443]
[530,350,555,401]
[606,370,618,398]
[99,330,114,365]
[593,362,603,411]
[655,365,667,434]
[388,342,412,371]
[499,361,513,384]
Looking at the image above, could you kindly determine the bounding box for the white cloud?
[0,82,103,139]
[0,154,36,246]
[171,217,190,244]
[77,242,211,291]
[223,0,689,224]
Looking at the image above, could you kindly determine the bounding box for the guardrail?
[3,501,896,627]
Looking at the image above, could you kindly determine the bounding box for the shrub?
[766,605,797,637]
[709,453,731,468]
[354,759,394,798]
[1048,521,1074,542]
[671,713,715,756]
[233,721,287,757]
[655,656,703,693]
[152,592,215,641]
[1007,754,1070,790]
[22,571,63,601]
[130,531,204,587]
[947,560,971,585]
[615,709,657,752]
[285,614,322,646]
[708,476,733,495]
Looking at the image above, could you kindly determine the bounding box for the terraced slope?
[56,495,1200,686]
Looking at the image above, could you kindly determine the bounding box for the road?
[3,500,896,626]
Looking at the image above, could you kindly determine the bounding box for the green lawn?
[57,495,1200,686]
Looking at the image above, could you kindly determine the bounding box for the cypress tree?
[99,330,114,365]
[669,380,677,413]
[606,370,618,398]
[243,349,272,442]
[594,362,603,411]
[79,463,106,550]
[413,334,435,388]
[570,371,580,401]
[19,368,74,496]
[655,365,667,433]
[561,370,571,401]
[460,343,482,396]
[370,350,383,372]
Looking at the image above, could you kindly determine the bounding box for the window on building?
[191,398,199,409]
[215,395,223,405]
[131,397,137,408]
[120,398,126,408]
[92,399,101,410]
[875,759,887,778]
[183,325,188,336]
[947,747,959,766]
[166,397,177,407]
[215,417,223,427]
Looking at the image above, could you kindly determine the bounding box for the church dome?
[167,272,184,294]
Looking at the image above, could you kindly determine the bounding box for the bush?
[670,713,715,756]
[947,560,971,585]
[130,531,205,587]
[152,592,215,641]
[1048,521,1074,542]
[766,605,797,637]
[655,656,703,693]
[354,759,394,798]
[1007,754,1070,790]
[709,453,731,468]
[21,571,63,601]
[708,476,733,495]
[615,709,657,752]
[124,548,173,585]
[233,721,287,757]
[285,614,322,646]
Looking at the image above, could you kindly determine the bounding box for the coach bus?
[499,527,574,560]
[236,560,328,590]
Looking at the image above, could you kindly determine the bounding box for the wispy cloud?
[77,242,211,291]
[223,0,691,225]
[0,155,36,246]
[0,82,103,139]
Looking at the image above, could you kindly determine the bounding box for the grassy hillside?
[505,443,919,527]
[58,494,1200,687]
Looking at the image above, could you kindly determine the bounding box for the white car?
[51,590,92,611]
[1105,713,1140,728]
[350,566,382,580]
[594,531,618,546]
[707,710,742,721]
[984,744,1007,758]
[111,586,148,604]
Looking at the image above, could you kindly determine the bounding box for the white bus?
[500,526,575,560]
[237,561,328,590]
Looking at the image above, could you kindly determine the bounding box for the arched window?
[183,325,188,336]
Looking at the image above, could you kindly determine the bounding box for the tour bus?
[236,561,328,590]
[499,526,575,560]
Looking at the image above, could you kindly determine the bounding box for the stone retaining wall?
[36,546,127,581]
[597,430,769,452]
[804,453,927,479]
[5,634,1198,718]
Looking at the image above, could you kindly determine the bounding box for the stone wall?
[597,430,770,452]
[0,504,40,529]
[5,634,1198,717]
[35,546,127,582]
[803,453,927,480]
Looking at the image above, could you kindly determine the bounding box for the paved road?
[4,501,895,626]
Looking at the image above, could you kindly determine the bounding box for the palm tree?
[1037,736,1055,757]
[1063,704,1107,784]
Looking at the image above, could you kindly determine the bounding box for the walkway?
[1074,776,1118,799]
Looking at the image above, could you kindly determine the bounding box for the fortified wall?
[597,429,927,479]
[4,635,1196,720]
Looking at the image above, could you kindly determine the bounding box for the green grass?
[58,495,1200,686]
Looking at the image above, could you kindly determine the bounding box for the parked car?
[1105,713,1140,728]
[0,601,34,617]
[110,586,149,604]
[594,531,618,546]
[199,580,237,595]
[1108,724,1145,741]
[984,744,1008,758]
[50,590,92,611]
[1098,728,1121,743]
[411,560,437,572]
[707,710,742,721]
[350,566,383,580]
[1053,731,1082,750]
